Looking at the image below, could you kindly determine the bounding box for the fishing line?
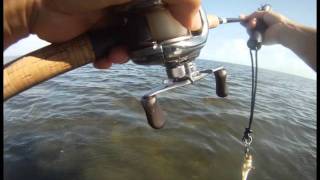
[242,48,258,152]
[249,49,258,130]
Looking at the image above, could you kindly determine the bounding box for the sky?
[3,0,317,79]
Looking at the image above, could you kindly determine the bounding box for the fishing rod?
[218,17,241,24]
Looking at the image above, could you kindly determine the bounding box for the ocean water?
[4,58,317,180]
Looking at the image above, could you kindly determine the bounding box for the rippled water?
[4,58,316,180]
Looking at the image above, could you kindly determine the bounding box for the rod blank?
[218,17,241,24]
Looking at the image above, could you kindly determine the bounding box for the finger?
[188,13,220,31]
[91,11,125,30]
[239,14,246,20]
[239,15,257,30]
[239,14,254,28]
[239,11,266,29]
[207,14,220,29]
[93,58,113,69]
[248,18,257,29]
[93,46,129,69]
[191,12,201,31]
[165,0,201,29]
[43,0,131,14]
[240,17,257,29]
[33,10,104,43]
[244,11,268,22]
[107,46,129,64]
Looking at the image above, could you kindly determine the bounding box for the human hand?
[240,10,291,45]
[240,10,316,71]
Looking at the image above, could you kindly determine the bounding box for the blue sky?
[3,0,317,79]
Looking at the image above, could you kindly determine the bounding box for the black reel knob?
[214,69,228,97]
[141,95,165,129]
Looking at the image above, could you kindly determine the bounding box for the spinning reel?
[114,0,228,129]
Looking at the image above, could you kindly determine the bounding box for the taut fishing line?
[242,48,258,153]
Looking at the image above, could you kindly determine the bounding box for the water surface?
[4,59,317,180]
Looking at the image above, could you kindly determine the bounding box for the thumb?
[164,0,201,30]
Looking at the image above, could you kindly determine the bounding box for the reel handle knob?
[141,95,166,129]
[214,69,228,97]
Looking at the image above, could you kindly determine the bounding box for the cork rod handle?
[4,35,96,101]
